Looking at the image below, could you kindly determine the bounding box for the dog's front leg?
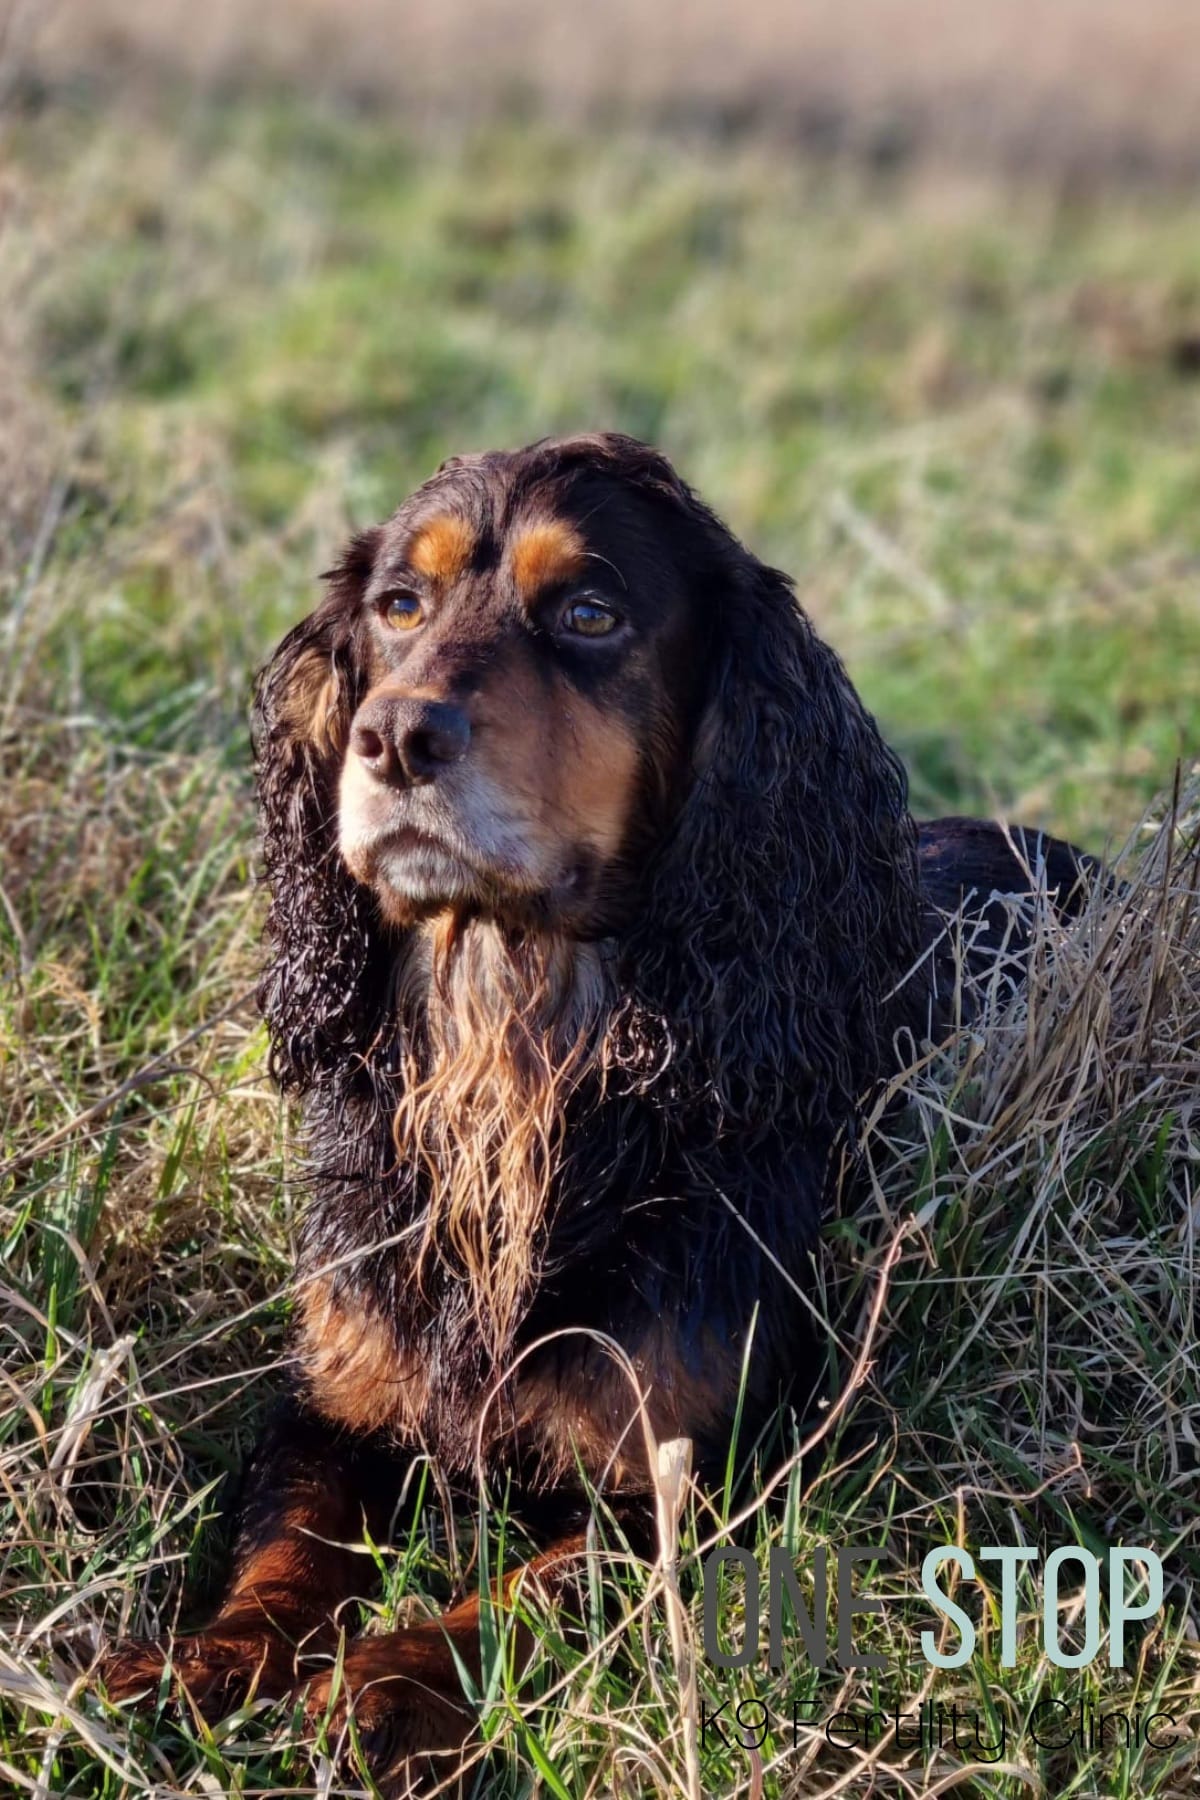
[103,1396,400,1717]
[302,1530,589,1792]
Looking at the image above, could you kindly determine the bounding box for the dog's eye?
[382,593,423,632]
[560,598,618,638]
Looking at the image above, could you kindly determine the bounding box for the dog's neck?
[399,912,613,1060]
[393,914,614,1357]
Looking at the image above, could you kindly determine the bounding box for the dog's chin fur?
[358,849,495,928]
[346,829,634,938]
[393,913,614,1359]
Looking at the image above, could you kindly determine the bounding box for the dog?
[104,432,1092,1785]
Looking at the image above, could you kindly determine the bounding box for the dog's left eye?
[559,598,619,638]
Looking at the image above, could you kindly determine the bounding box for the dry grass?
[855,777,1200,1560]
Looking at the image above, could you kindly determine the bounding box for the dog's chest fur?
[293,919,621,1455]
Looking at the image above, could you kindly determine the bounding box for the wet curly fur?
[104,434,1092,1790]
[255,435,930,1451]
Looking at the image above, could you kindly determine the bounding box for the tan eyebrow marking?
[510,518,587,602]
[406,515,476,585]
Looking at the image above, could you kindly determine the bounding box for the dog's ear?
[252,527,392,1092]
[605,452,927,1141]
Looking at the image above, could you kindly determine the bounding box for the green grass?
[2,87,1199,1798]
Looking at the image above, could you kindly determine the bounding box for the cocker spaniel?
[105,433,1091,1786]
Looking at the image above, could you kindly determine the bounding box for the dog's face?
[314,446,715,932]
[258,431,924,1125]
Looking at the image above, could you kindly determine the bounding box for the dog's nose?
[350,696,471,787]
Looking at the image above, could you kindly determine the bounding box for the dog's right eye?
[382,593,424,632]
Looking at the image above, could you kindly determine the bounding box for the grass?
[1,78,1199,1799]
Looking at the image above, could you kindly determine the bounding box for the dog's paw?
[304,1633,475,1760]
[102,1627,298,1717]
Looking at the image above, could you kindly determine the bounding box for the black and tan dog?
[105,433,1091,1782]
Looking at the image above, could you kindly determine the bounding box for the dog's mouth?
[340,795,550,907]
[375,823,467,864]
[341,800,599,926]
[350,816,499,898]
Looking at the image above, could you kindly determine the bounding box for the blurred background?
[4,5,1200,1788]
[20,0,1200,177]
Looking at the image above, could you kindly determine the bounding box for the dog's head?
[255,433,925,1133]
[323,438,714,935]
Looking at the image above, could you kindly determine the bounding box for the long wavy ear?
[252,528,391,1093]
[601,444,926,1143]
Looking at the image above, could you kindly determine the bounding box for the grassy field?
[2,78,1200,1799]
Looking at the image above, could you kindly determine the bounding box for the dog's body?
[105,436,1093,1783]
